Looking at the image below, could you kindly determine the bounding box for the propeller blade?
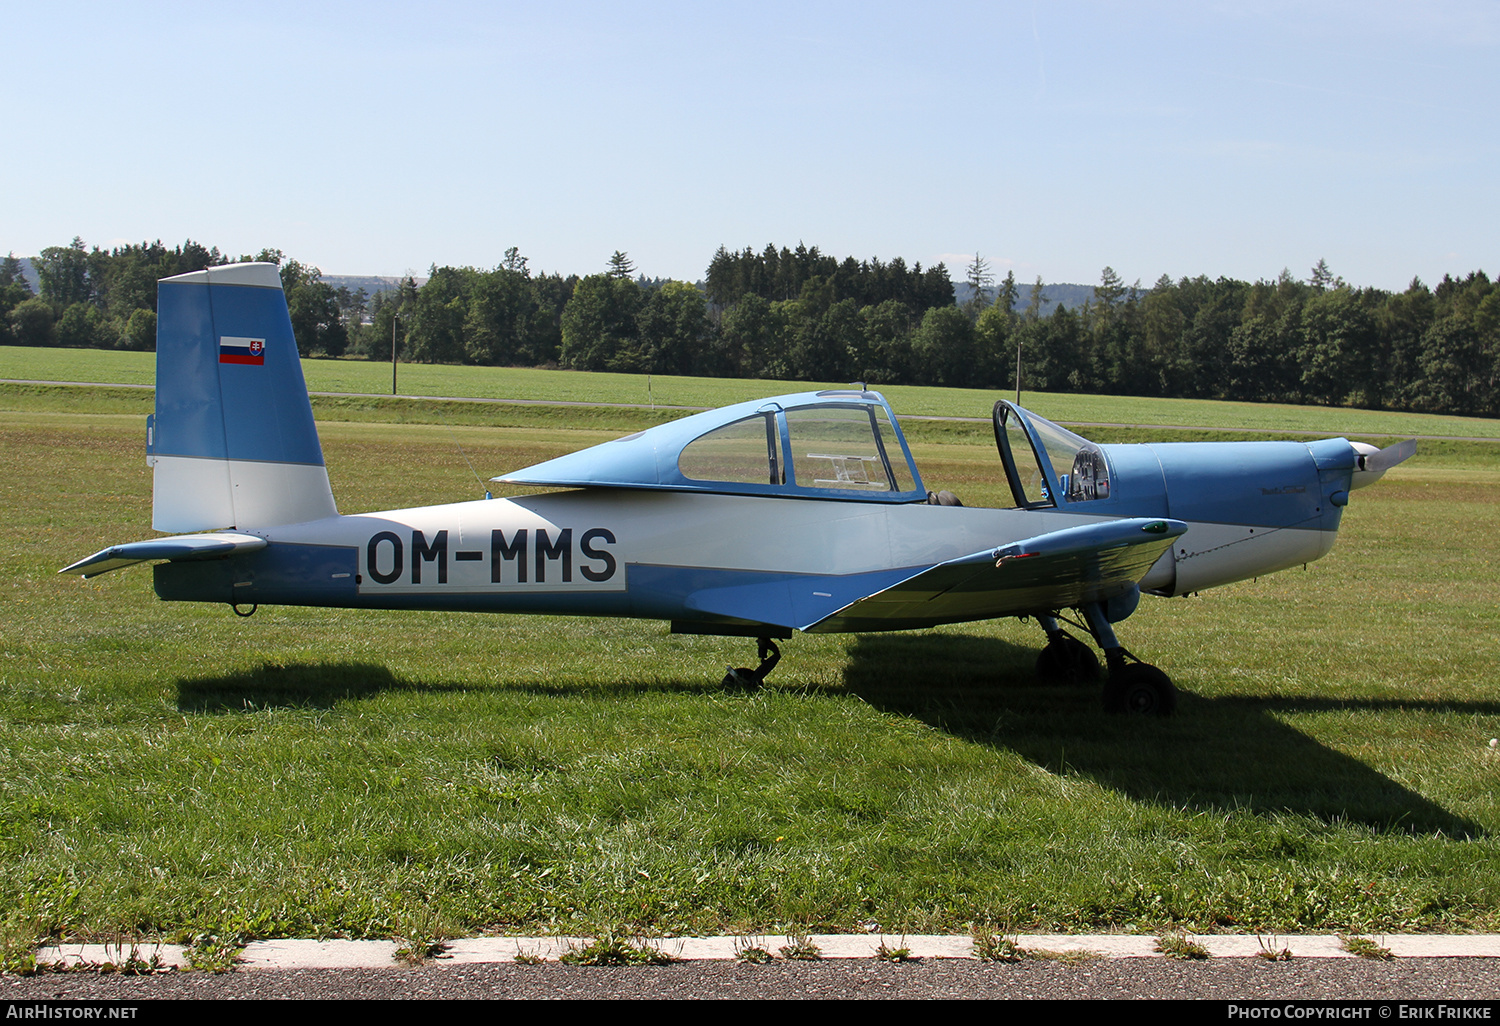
[1361,438,1417,473]
[1348,439,1416,491]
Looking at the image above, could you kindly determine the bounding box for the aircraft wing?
[801,517,1187,633]
[59,533,269,579]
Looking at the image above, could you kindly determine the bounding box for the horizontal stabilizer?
[802,517,1187,633]
[59,533,268,579]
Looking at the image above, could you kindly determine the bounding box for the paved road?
[6,959,1500,1001]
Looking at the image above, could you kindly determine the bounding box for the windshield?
[993,401,1111,505]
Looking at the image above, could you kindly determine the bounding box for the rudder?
[151,262,338,532]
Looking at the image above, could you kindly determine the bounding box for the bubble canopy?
[494,390,928,502]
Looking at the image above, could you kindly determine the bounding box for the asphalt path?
[6,958,1500,1001]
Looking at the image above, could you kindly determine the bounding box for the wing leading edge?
[801,517,1188,633]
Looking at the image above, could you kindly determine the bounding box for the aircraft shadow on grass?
[174,660,726,713]
[842,632,1490,839]
[178,662,410,713]
[174,635,1486,839]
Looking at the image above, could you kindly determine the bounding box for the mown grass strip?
[4,393,1499,944]
[6,346,1500,438]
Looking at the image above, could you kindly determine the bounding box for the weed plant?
[778,936,822,960]
[1156,933,1210,959]
[185,935,240,973]
[733,938,774,964]
[561,933,675,966]
[1256,936,1292,961]
[971,931,1025,962]
[1341,935,1395,960]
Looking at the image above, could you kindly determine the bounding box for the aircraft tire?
[1036,636,1100,685]
[722,668,763,693]
[1103,663,1177,716]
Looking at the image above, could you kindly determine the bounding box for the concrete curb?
[33,934,1500,970]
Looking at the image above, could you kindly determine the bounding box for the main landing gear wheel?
[1103,662,1177,717]
[723,636,781,692]
[1035,633,1100,685]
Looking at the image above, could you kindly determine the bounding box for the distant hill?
[12,256,38,294]
[322,274,421,298]
[952,281,1106,319]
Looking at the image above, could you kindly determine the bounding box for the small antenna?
[431,403,491,499]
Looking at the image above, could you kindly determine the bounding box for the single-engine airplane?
[62,263,1415,715]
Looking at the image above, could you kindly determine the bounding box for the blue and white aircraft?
[62,263,1414,715]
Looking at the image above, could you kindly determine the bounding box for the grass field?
[6,345,1500,439]
[3,367,1499,948]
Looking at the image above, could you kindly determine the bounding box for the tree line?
[4,237,1498,418]
[1,238,350,359]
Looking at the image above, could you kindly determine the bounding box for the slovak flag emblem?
[219,336,266,366]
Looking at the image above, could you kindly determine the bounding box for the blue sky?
[5,1,1495,290]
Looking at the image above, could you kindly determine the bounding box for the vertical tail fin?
[151,262,338,532]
